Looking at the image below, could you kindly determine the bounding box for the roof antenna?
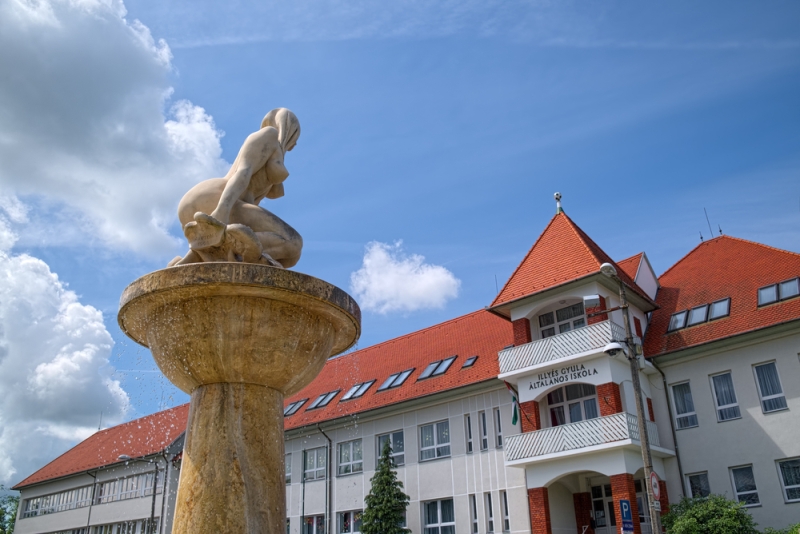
[699,231,704,242]
[554,192,563,214]
[703,208,714,238]
[718,224,723,236]
[494,274,499,294]
[98,411,103,431]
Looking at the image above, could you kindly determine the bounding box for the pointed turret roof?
[490,212,655,313]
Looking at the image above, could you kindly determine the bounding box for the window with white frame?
[22,485,94,518]
[338,510,362,534]
[687,472,710,497]
[479,411,489,450]
[96,470,163,504]
[485,493,495,533]
[303,515,325,534]
[494,408,503,448]
[304,447,327,481]
[377,431,405,466]
[92,518,158,534]
[538,302,586,338]
[420,420,450,461]
[337,440,363,475]
[730,465,760,506]
[501,491,510,532]
[547,384,599,426]
[465,415,473,454]
[671,382,698,429]
[778,458,800,502]
[423,499,455,534]
[753,362,788,413]
[285,453,292,484]
[710,372,741,421]
[470,494,478,534]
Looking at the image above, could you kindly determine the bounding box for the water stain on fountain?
[117,109,361,533]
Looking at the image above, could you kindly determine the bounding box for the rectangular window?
[758,284,778,306]
[304,447,327,481]
[470,494,478,534]
[21,485,94,518]
[668,310,688,331]
[338,440,363,475]
[338,510,362,534]
[341,380,375,401]
[285,453,292,484]
[671,382,699,429]
[308,390,340,410]
[479,411,489,450]
[709,298,730,320]
[462,356,478,368]
[778,458,800,502]
[687,472,710,497]
[378,369,414,391]
[96,470,164,505]
[501,491,510,532]
[303,515,325,534]
[753,362,788,413]
[418,357,457,380]
[730,465,760,506]
[423,499,455,534]
[780,278,800,300]
[284,399,307,416]
[494,408,503,448]
[420,420,451,461]
[465,415,473,454]
[377,431,405,466]
[687,304,708,326]
[711,372,741,421]
[485,493,494,533]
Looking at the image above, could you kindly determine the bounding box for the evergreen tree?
[362,440,411,534]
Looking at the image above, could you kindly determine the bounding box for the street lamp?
[599,262,663,534]
[117,454,165,534]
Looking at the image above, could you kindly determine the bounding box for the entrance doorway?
[590,480,652,534]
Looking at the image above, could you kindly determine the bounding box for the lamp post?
[117,454,165,534]
[599,262,663,534]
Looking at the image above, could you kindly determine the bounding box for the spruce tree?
[361,440,411,534]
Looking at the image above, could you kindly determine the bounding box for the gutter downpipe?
[652,359,686,498]
[85,470,97,533]
[317,424,333,534]
[158,451,169,534]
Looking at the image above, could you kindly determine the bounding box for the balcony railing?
[505,413,661,462]
[499,320,633,374]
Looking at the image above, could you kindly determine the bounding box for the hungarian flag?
[504,381,519,426]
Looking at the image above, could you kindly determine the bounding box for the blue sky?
[1,0,798,485]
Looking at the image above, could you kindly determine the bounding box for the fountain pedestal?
[118,263,360,533]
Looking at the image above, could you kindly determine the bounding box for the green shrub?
[762,524,800,534]
[662,494,758,534]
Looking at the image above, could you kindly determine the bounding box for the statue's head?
[261,108,300,152]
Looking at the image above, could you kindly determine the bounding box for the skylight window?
[378,369,414,391]
[307,390,340,410]
[284,399,307,416]
[687,305,708,326]
[341,380,375,401]
[757,278,799,306]
[462,356,478,368]
[709,298,730,320]
[667,311,687,332]
[758,285,778,306]
[418,356,457,380]
[780,278,800,300]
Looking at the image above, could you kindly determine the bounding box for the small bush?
[662,494,758,534]
[763,524,800,534]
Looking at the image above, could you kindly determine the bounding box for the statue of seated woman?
[169,108,303,268]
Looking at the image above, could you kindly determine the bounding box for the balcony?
[499,320,636,375]
[505,413,665,464]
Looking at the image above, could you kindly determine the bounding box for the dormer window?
[538,302,586,338]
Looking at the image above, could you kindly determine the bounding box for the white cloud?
[350,241,460,314]
[0,203,129,485]
[0,0,227,256]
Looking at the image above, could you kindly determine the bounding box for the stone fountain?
[117,108,360,533]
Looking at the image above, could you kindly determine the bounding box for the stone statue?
[169,108,303,269]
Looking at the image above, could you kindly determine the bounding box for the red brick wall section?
[647,398,655,422]
[597,382,623,416]
[520,400,541,433]
[573,492,594,534]
[611,474,642,534]
[586,296,608,325]
[527,487,552,534]
[658,480,670,516]
[513,317,532,346]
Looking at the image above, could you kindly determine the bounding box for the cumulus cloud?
[0,0,227,256]
[350,241,460,314]
[0,202,129,485]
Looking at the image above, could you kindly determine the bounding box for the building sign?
[619,499,634,534]
[527,364,599,392]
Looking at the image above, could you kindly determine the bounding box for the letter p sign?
[620,499,634,534]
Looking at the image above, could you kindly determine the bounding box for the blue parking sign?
[620,499,634,534]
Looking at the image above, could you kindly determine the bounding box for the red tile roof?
[491,212,654,309]
[617,252,644,281]
[644,236,800,358]
[13,404,189,489]
[15,310,513,487]
[283,309,513,430]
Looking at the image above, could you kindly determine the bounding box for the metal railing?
[499,320,634,374]
[505,412,660,462]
